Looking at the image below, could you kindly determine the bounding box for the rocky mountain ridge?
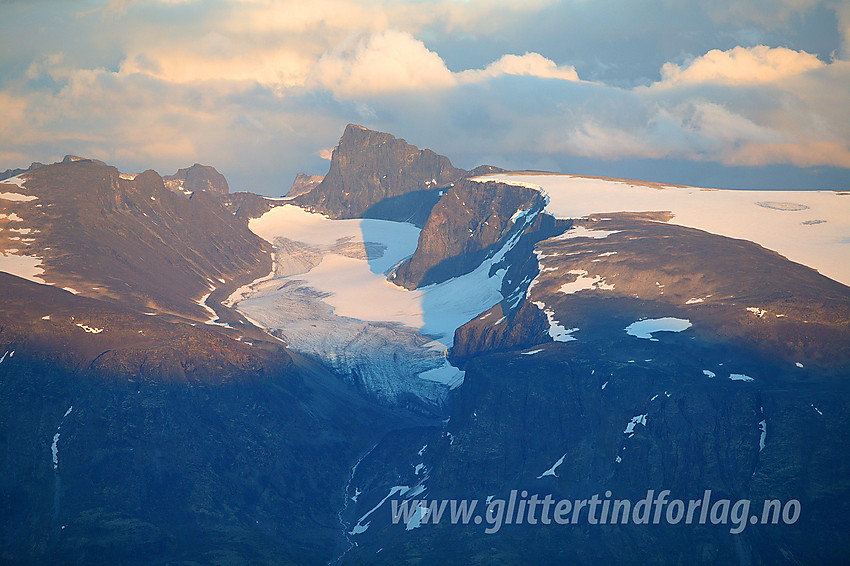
[286,173,324,199]
[1,159,269,322]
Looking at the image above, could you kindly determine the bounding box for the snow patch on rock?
[625,317,691,341]
[537,453,567,479]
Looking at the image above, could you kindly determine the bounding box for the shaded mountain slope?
[392,179,551,289]
[0,275,420,564]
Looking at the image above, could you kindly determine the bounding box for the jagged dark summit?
[294,124,503,225]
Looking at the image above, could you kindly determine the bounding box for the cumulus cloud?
[310,30,456,97]
[310,38,582,98]
[460,52,580,82]
[657,45,825,86]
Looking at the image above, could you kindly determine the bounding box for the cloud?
[460,52,579,82]
[837,2,850,58]
[657,45,825,86]
[673,101,782,145]
[310,38,580,98]
[224,0,557,36]
[318,148,333,160]
[547,89,850,169]
[120,43,312,90]
[225,0,390,34]
[310,30,456,97]
[556,121,669,160]
[730,140,850,167]
[0,91,28,138]
[1,0,848,193]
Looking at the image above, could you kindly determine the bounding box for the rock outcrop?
[286,173,324,198]
[1,161,45,181]
[165,163,229,194]
[392,179,548,289]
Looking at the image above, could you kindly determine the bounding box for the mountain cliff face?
[392,179,549,289]
[293,124,500,225]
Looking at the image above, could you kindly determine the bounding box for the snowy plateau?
[474,173,850,286]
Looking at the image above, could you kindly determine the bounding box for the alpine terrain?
[1,125,849,564]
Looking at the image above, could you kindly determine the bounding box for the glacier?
[228,204,541,409]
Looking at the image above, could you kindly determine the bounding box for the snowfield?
[0,249,46,284]
[0,192,37,202]
[0,175,27,189]
[558,269,615,294]
[473,173,850,287]
[625,317,692,341]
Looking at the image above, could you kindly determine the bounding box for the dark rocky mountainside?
[0,276,418,564]
[332,192,850,565]
[0,156,428,564]
[1,161,45,181]
[342,343,850,564]
[219,190,277,222]
[0,271,290,384]
[453,213,850,374]
[1,155,105,182]
[294,124,502,225]
[392,179,550,289]
[164,163,230,194]
[1,159,269,320]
